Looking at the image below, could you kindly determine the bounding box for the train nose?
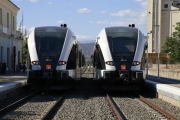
[120,73,125,79]
[119,73,129,79]
[44,73,48,78]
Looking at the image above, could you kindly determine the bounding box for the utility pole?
[147,31,152,75]
[22,12,23,37]
[153,25,160,78]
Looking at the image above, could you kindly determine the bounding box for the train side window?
[164,4,168,8]
[98,47,105,69]
[67,46,76,69]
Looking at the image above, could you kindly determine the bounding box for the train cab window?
[106,27,138,58]
[35,27,67,57]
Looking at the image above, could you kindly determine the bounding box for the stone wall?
[147,68,180,79]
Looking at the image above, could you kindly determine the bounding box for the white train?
[92,25,147,87]
[27,26,84,84]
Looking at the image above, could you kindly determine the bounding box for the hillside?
[80,43,95,61]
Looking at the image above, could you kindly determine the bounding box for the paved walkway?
[0,68,95,86]
[0,71,27,85]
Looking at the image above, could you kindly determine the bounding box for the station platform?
[0,71,27,93]
[144,78,180,107]
[0,71,27,85]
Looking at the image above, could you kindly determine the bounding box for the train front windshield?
[106,27,138,57]
[35,27,67,57]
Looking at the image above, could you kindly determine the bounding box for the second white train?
[92,25,147,86]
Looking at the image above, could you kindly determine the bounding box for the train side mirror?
[72,36,76,40]
[73,44,77,50]
[96,44,98,50]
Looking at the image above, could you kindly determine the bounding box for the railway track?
[106,92,179,120]
[0,71,179,120]
[42,91,68,120]
[0,88,72,120]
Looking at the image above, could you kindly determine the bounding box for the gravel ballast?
[112,96,168,120]
[145,96,180,119]
[0,86,36,110]
[139,89,180,119]
[1,91,63,120]
[53,93,116,120]
[53,70,117,120]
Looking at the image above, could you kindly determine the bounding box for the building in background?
[0,0,23,72]
[147,0,180,64]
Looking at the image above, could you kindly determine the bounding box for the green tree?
[22,28,28,63]
[162,22,180,64]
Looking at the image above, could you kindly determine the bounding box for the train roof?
[35,26,68,32]
[105,26,138,33]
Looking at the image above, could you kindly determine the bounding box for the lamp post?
[154,25,160,79]
[147,31,152,75]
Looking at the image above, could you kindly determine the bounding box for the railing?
[148,63,180,69]
[146,63,180,80]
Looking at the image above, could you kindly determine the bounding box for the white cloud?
[134,0,147,8]
[93,10,147,30]
[111,9,138,17]
[89,21,93,23]
[97,21,109,24]
[110,17,146,29]
[76,35,92,40]
[70,4,73,5]
[140,2,147,8]
[57,21,65,24]
[48,2,52,4]
[77,8,91,13]
[30,0,38,3]
[100,10,107,14]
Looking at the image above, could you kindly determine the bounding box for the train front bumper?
[100,70,145,84]
[27,70,74,84]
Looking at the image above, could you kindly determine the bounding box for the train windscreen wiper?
[39,41,49,58]
[111,39,124,59]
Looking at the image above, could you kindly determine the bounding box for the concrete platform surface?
[145,79,180,103]
[0,80,27,93]
[0,72,27,85]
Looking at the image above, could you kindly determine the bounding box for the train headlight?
[132,61,140,66]
[58,61,66,65]
[32,61,39,65]
[106,61,114,66]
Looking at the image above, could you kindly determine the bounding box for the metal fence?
[147,63,180,80]
[148,63,180,69]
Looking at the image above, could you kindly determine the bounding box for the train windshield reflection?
[35,27,67,57]
[107,32,137,57]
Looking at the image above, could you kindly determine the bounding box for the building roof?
[8,0,20,10]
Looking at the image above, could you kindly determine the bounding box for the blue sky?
[13,0,147,42]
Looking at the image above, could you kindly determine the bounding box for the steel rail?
[139,95,178,120]
[41,85,74,120]
[0,91,38,116]
[106,94,124,120]
[41,93,66,120]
